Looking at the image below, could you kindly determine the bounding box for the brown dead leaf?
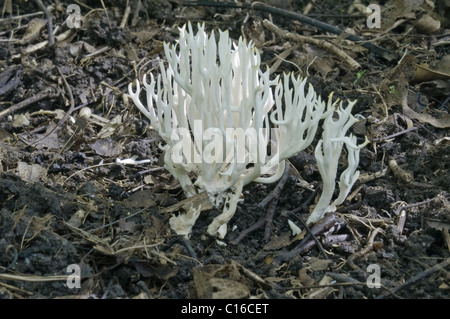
[263,231,292,250]
[413,64,450,83]
[308,258,332,272]
[412,55,450,83]
[21,18,47,44]
[135,262,178,281]
[193,263,251,299]
[0,128,13,142]
[414,13,441,34]
[210,278,250,299]
[89,137,123,157]
[312,57,335,77]
[402,90,450,128]
[96,113,125,139]
[130,30,159,44]
[306,275,335,299]
[124,190,155,208]
[66,210,86,228]
[425,218,450,231]
[159,191,212,214]
[299,268,315,287]
[17,161,46,183]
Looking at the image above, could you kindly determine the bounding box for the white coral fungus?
[128,23,367,238]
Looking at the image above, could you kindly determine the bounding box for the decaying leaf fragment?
[21,18,47,44]
[192,261,270,299]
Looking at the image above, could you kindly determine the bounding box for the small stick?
[0,11,45,23]
[120,0,131,29]
[369,127,418,143]
[0,87,55,120]
[263,198,279,242]
[229,217,264,245]
[347,227,383,270]
[291,211,330,259]
[230,163,291,245]
[263,19,361,71]
[34,0,55,46]
[376,257,450,299]
[31,67,76,148]
[182,0,398,61]
[277,213,336,262]
[393,197,435,216]
[258,162,291,207]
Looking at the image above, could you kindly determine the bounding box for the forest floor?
[0,0,449,299]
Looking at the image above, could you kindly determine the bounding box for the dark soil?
[0,0,449,299]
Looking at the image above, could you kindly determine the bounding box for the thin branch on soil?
[182,1,399,61]
[264,198,279,242]
[181,237,198,259]
[0,11,44,23]
[376,257,450,299]
[393,197,436,216]
[263,19,361,71]
[287,211,329,259]
[32,67,76,152]
[229,216,265,245]
[347,227,383,270]
[259,162,291,207]
[276,213,336,262]
[229,163,290,245]
[0,245,18,274]
[438,95,450,110]
[34,0,55,46]
[21,29,73,57]
[120,1,131,29]
[0,280,33,296]
[63,162,116,184]
[280,281,403,299]
[369,126,418,143]
[0,87,55,120]
[0,273,70,282]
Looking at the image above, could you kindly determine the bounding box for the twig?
[31,67,76,148]
[259,162,291,207]
[120,0,131,29]
[14,29,74,58]
[277,213,336,262]
[0,11,45,23]
[34,0,54,46]
[369,127,418,143]
[393,197,435,216]
[182,1,399,62]
[0,87,55,120]
[230,163,291,245]
[290,212,329,259]
[376,257,450,299]
[0,273,70,282]
[438,95,450,110]
[229,217,264,245]
[264,198,279,242]
[347,227,383,270]
[0,245,18,273]
[263,19,361,71]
